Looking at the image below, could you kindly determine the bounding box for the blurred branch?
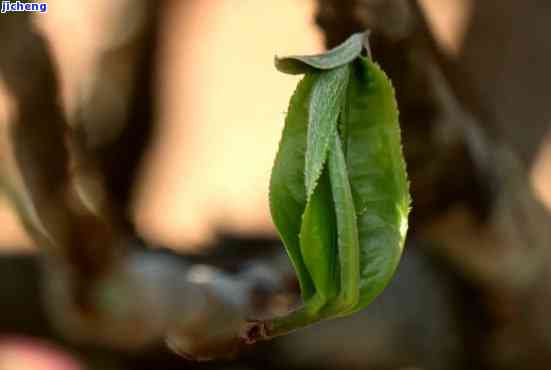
[0,10,294,360]
[0,12,74,252]
[0,11,123,305]
[72,0,160,226]
[313,1,551,368]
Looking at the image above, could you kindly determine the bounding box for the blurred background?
[1,0,551,369]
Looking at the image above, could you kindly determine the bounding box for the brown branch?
[71,0,160,228]
[0,13,71,246]
[0,12,123,304]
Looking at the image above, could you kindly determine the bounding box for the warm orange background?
[0,0,549,253]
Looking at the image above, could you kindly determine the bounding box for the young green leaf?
[275,32,367,74]
[299,169,338,301]
[342,57,410,313]
[305,65,349,200]
[325,134,360,313]
[269,74,317,300]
